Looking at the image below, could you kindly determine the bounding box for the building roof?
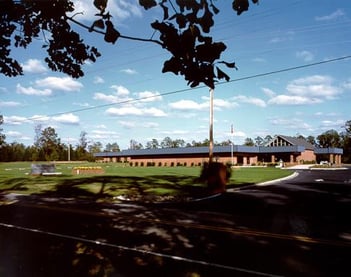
[266,135,315,150]
[94,135,343,158]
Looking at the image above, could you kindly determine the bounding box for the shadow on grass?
[0,174,211,202]
[0,173,257,203]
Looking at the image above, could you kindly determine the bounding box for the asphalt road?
[1,167,351,277]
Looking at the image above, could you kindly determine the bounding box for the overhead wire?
[7,54,351,124]
[2,0,351,123]
[2,0,346,89]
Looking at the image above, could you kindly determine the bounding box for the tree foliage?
[38,126,61,161]
[244,137,254,146]
[317,129,341,148]
[104,142,120,152]
[0,115,5,146]
[0,0,259,88]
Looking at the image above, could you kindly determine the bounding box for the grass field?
[0,162,293,201]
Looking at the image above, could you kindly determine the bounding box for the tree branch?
[67,16,163,47]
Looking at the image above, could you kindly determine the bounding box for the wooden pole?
[209,88,214,163]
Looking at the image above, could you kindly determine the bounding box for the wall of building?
[297,150,316,163]
[95,148,344,166]
[97,154,261,167]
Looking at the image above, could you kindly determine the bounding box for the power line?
[15,54,350,123]
[225,55,351,84]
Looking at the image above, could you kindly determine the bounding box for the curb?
[227,171,299,192]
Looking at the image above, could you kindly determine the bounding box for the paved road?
[1,167,351,276]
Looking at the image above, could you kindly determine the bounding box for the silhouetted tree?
[129,139,143,150]
[1,0,258,87]
[244,137,255,146]
[0,115,5,147]
[88,141,103,154]
[146,139,160,149]
[38,127,61,161]
[341,120,351,163]
[104,142,120,152]
[317,130,341,148]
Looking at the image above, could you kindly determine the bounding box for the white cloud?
[252,57,266,63]
[22,59,48,74]
[105,106,167,117]
[268,75,342,105]
[16,84,52,96]
[119,120,136,129]
[144,122,159,128]
[94,85,132,103]
[287,75,341,99]
[262,87,276,97]
[90,130,120,140]
[143,107,167,117]
[138,91,162,102]
[3,115,28,125]
[160,130,190,136]
[93,76,105,84]
[169,99,207,111]
[296,50,314,62]
[0,101,22,107]
[269,31,294,43]
[30,114,51,123]
[213,98,235,109]
[35,77,83,92]
[268,95,322,105]
[4,131,32,142]
[320,119,345,128]
[110,85,130,96]
[106,106,141,116]
[69,0,142,21]
[53,113,80,125]
[270,117,312,131]
[170,97,234,111]
[233,95,266,107]
[73,102,91,107]
[343,79,351,90]
[121,68,137,75]
[96,124,107,129]
[5,130,22,137]
[202,96,235,110]
[94,92,120,103]
[315,9,345,21]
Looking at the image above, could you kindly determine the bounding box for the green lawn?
[0,162,293,201]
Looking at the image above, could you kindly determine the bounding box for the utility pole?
[209,87,214,163]
[67,138,71,161]
[231,124,234,165]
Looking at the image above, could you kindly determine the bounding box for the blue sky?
[1,0,351,149]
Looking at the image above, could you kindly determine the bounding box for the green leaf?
[93,0,108,12]
[218,61,238,69]
[232,0,249,15]
[89,19,105,32]
[160,2,169,20]
[104,21,120,44]
[162,57,181,75]
[139,0,157,10]
[210,3,220,14]
[216,67,230,82]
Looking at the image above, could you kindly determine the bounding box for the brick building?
[94,135,343,166]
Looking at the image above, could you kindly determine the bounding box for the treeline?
[0,118,351,163]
